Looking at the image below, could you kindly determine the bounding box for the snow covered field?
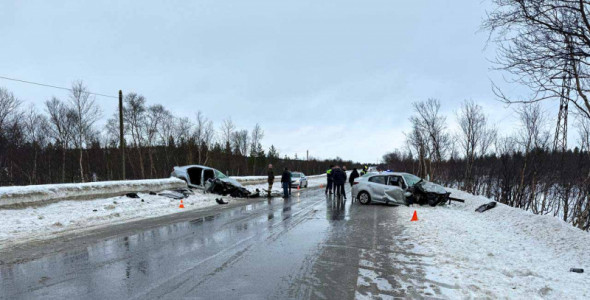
[397,188,590,299]
[0,174,328,250]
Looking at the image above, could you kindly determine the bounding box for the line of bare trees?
[0,84,354,186]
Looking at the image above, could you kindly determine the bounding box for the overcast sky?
[0,0,564,162]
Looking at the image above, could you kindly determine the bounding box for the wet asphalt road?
[0,186,440,299]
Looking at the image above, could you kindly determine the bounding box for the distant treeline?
[0,84,356,186]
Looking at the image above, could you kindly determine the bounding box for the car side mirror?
[404,192,412,197]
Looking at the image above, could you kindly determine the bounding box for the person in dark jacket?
[267,164,274,197]
[325,165,334,195]
[281,167,291,198]
[349,168,360,187]
[332,165,347,199]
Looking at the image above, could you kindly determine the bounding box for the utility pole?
[119,90,125,180]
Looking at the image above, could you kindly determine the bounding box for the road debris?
[475,201,497,213]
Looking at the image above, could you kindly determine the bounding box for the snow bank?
[398,188,590,299]
[0,190,216,249]
[0,178,186,207]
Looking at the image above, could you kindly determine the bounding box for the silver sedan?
[290,172,308,188]
[351,172,422,205]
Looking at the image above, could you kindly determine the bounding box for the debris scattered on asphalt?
[125,192,140,199]
[158,190,186,200]
[149,191,157,195]
[475,201,497,213]
[216,198,229,205]
[448,196,465,203]
[570,268,584,273]
[173,188,194,197]
[92,209,98,212]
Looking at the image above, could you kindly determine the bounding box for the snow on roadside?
[397,188,590,299]
[0,178,185,206]
[0,190,216,250]
[0,174,329,250]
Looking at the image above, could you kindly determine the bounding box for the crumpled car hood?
[220,177,243,188]
[416,181,447,194]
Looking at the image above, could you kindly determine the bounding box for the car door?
[301,173,307,186]
[384,175,405,204]
[367,175,387,201]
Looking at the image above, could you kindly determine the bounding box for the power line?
[0,75,118,99]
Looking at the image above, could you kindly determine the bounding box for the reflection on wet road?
[0,187,440,299]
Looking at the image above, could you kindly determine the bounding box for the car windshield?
[402,173,422,186]
[292,173,301,178]
[214,170,228,179]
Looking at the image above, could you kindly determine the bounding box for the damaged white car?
[352,172,450,206]
[171,165,243,189]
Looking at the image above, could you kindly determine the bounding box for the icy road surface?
[0,186,438,299]
[1,185,589,299]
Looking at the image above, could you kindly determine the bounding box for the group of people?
[265,163,368,199]
[325,165,362,199]
[266,164,295,198]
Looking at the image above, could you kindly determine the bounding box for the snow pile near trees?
[398,188,590,299]
[0,178,187,207]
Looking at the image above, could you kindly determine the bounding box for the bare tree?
[484,0,590,118]
[457,100,488,192]
[405,122,429,179]
[23,105,50,184]
[69,81,101,182]
[514,103,549,210]
[145,104,167,176]
[0,87,21,133]
[250,123,264,174]
[124,93,147,178]
[231,129,249,174]
[409,99,450,179]
[220,118,235,154]
[46,97,76,182]
[194,111,215,165]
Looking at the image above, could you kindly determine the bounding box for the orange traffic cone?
[320,184,324,188]
[297,185,300,191]
[179,199,185,209]
[411,210,418,221]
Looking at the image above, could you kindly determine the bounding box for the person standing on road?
[267,164,274,197]
[281,167,291,198]
[349,168,359,187]
[333,165,346,199]
[325,165,334,195]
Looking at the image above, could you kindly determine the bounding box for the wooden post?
[119,90,125,180]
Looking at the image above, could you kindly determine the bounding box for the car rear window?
[368,176,386,185]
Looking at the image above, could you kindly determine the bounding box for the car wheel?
[305,182,308,188]
[358,191,371,205]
